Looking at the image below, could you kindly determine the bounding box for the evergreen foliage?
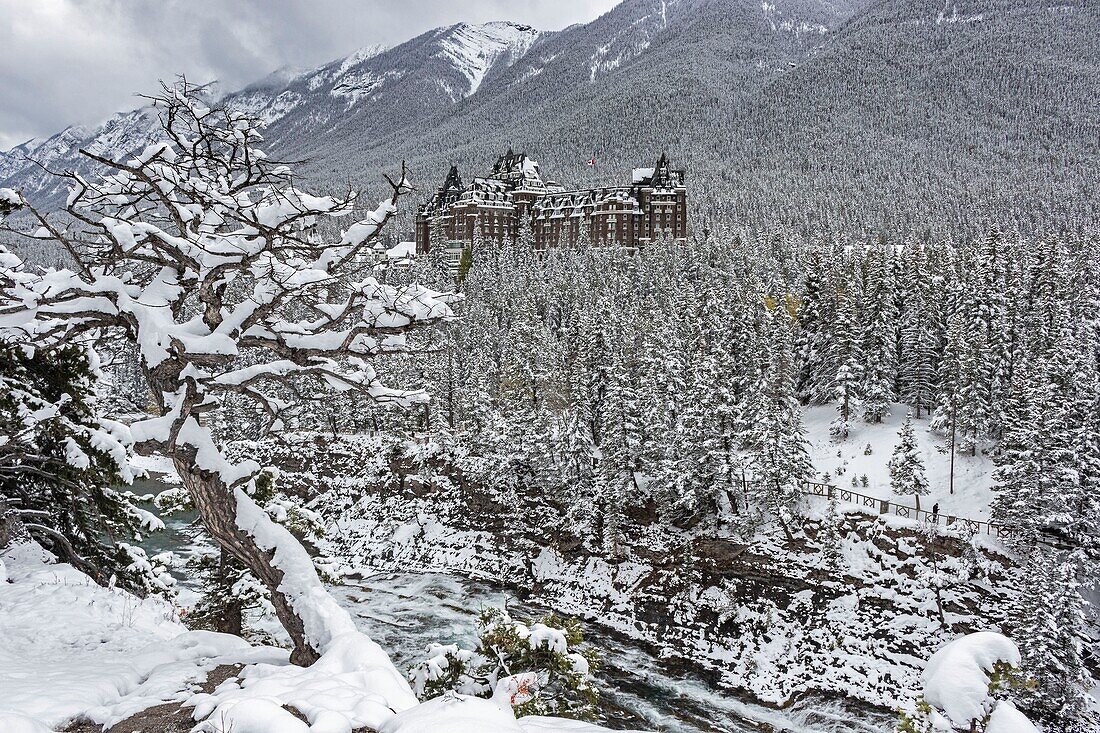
[0,340,170,595]
[409,606,599,720]
[888,412,929,509]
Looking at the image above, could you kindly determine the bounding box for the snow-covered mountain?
[2,0,1097,236]
[0,20,548,204]
[1,0,852,202]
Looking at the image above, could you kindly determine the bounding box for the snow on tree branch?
[0,79,459,665]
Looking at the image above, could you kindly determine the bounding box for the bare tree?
[0,81,455,664]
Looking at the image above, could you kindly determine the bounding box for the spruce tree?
[897,243,938,418]
[861,246,897,423]
[829,275,863,439]
[888,412,929,510]
[1009,548,1093,732]
[0,341,169,594]
[796,249,834,404]
[746,308,812,519]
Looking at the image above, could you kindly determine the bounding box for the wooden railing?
[799,479,1006,538]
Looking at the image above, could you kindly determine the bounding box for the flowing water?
[137,477,892,733]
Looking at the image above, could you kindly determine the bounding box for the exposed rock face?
[231,434,1017,712]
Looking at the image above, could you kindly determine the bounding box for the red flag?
[586,157,596,167]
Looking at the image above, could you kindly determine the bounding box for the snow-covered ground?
[0,541,282,732]
[0,540,659,733]
[803,403,996,520]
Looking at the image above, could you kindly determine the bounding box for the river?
[135,477,892,733]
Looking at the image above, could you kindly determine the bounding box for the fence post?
[879,499,889,514]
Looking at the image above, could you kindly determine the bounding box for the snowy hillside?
[803,403,996,521]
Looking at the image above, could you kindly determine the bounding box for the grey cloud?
[0,0,619,149]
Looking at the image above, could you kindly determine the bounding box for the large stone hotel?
[414,150,687,254]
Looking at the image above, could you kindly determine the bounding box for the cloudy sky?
[0,0,619,150]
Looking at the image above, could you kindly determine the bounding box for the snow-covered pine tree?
[829,286,863,439]
[0,340,169,594]
[968,230,1010,442]
[860,245,897,423]
[888,412,929,511]
[594,320,646,555]
[931,310,987,455]
[897,242,938,419]
[415,216,453,291]
[1008,548,1092,732]
[409,606,599,720]
[497,286,560,492]
[746,307,812,521]
[795,248,835,404]
[699,268,748,521]
[649,279,701,523]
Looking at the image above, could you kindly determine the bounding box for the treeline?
[371,229,1098,547]
[151,223,1098,731]
[376,226,1097,731]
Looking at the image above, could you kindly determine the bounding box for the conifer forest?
[0,2,1096,732]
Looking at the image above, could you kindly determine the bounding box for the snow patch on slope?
[761,2,828,36]
[332,69,407,104]
[937,1,985,24]
[305,44,389,93]
[803,403,996,520]
[588,0,680,82]
[437,22,543,97]
[337,43,389,77]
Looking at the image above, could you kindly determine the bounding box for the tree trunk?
[174,458,321,665]
[0,500,25,550]
[214,547,245,637]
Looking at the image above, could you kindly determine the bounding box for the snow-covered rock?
[986,700,1040,733]
[922,632,1021,726]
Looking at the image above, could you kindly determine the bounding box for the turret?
[442,165,463,194]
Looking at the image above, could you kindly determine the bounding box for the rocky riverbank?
[229,433,1019,719]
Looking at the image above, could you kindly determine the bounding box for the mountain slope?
[325,0,1097,236]
[291,0,855,190]
[709,0,1100,232]
[0,21,547,205]
[256,20,546,158]
[3,0,1097,237]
